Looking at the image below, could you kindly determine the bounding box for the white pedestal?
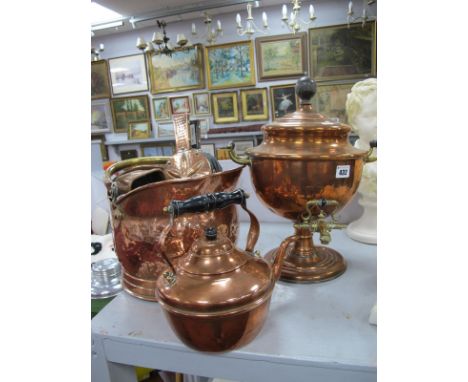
[346,193,377,245]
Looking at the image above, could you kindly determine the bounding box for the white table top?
[92,222,376,382]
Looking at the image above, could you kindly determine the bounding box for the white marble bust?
[346,78,377,196]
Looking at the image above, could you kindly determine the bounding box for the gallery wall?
[91,0,377,161]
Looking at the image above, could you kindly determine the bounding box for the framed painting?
[91,99,112,134]
[314,81,356,123]
[170,96,191,114]
[270,84,299,120]
[205,41,256,90]
[255,33,307,81]
[157,122,175,138]
[233,140,254,156]
[120,149,138,160]
[141,143,175,157]
[309,21,376,82]
[193,92,211,115]
[200,143,216,157]
[148,45,205,94]
[152,97,171,121]
[128,121,152,140]
[240,88,269,121]
[212,92,239,124]
[91,60,111,99]
[110,95,150,133]
[108,54,148,95]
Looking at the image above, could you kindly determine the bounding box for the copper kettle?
[156,189,296,352]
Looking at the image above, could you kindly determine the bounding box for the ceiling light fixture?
[236,2,268,38]
[281,0,317,34]
[347,0,376,28]
[191,13,223,45]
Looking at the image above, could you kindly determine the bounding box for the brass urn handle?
[364,139,377,163]
[228,142,251,165]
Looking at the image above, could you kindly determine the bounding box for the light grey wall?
[92,0,376,161]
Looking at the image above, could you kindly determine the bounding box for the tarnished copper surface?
[230,76,371,283]
[156,193,297,352]
[110,166,243,301]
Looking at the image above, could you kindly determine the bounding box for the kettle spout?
[272,235,298,281]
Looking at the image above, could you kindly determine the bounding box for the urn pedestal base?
[265,237,347,283]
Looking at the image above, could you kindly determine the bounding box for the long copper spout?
[272,235,298,280]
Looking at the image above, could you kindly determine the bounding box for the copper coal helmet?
[105,114,243,301]
[229,76,376,283]
[156,190,296,352]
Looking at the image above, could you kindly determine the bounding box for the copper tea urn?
[156,190,296,352]
[229,76,376,283]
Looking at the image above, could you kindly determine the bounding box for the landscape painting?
[108,54,148,95]
[149,45,204,94]
[128,121,151,140]
[152,97,171,121]
[110,96,150,133]
[212,92,239,124]
[91,60,111,99]
[256,33,307,81]
[315,82,355,123]
[91,100,112,133]
[309,21,376,81]
[205,41,256,90]
[241,88,269,121]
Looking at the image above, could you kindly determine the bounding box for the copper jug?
[156,189,296,352]
[229,76,376,283]
[105,114,243,301]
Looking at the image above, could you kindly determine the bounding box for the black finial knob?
[369,139,377,148]
[295,76,317,104]
[205,227,217,241]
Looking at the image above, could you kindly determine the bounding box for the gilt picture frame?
[255,33,307,81]
[212,91,239,124]
[152,97,171,121]
[110,95,151,133]
[309,21,376,82]
[128,121,152,140]
[193,92,211,115]
[240,88,269,121]
[205,41,256,90]
[170,95,191,115]
[148,45,205,94]
[91,60,111,100]
[91,99,113,134]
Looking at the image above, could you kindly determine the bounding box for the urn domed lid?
[246,76,368,160]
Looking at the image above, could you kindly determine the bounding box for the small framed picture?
[240,88,269,121]
[120,149,138,160]
[152,97,171,121]
[233,140,254,156]
[128,121,152,140]
[108,54,148,95]
[157,122,175,138]
[270,84,299,120]
[200,143,216,157]
[170,96,191,114]
[141,144,175,157]
[193,92,211,115]
[91,99,112,134]
[216,147,231,160]
[212,91,239,124]
[197,118,210,135]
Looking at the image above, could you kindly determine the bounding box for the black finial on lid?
[295,76,317,104]
[205,227,217,241]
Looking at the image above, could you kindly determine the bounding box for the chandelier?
[91,44,104,61]
[236,2,268,38]
[281,0,316,34]
[136,20,191,57]
[347,1,376,28]
[191,13,223,45]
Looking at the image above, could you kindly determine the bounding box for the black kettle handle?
[164,189,248,217]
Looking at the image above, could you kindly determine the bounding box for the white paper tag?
[336,165,351,178]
